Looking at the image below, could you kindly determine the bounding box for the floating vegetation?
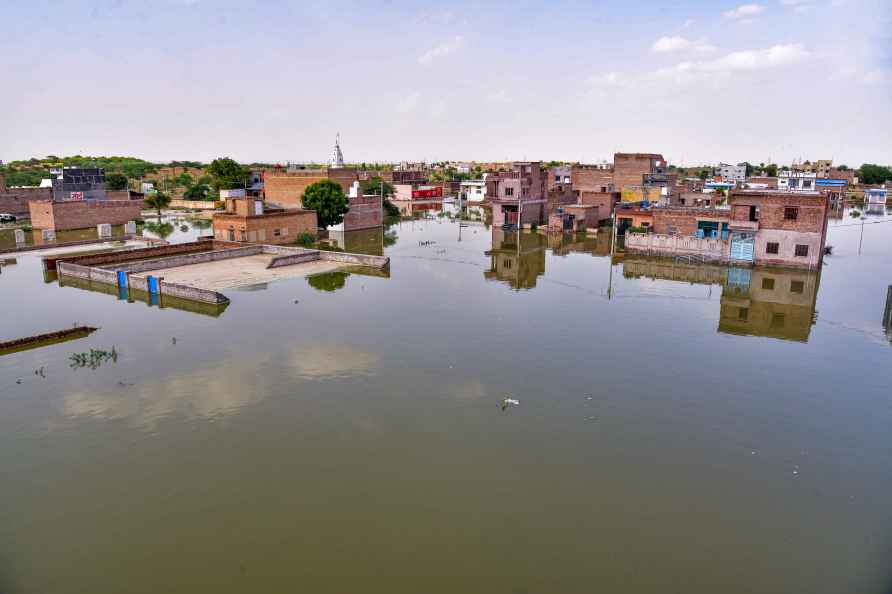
[69,347,118,370]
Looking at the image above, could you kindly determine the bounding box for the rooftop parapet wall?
[625,233,731,263]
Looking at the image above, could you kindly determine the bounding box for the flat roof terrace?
[132,253,350,291]
[56,241,389,305]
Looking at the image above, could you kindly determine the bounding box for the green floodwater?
[1,207,891,593]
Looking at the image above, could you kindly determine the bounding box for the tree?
[857,164,892,185]
[360,176,394,197]
[206,157,249,195]
[307,271,350,292]
[765,163,778,177]
[744,162,754,177]
[698,169,711,180]
[301,180,349,229]
[837,164,849,171]
[143,221,175,240]
[105,172,129,190]
[183,183,211,200]
[144,191,171,218]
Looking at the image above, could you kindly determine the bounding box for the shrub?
[295,232,315,247]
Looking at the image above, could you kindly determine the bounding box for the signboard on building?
[412,186,443,199]
[68,191,85,201]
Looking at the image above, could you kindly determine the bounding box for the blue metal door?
[726,267,752,293]
[147,275,159,294]
[117,270,127,288]
[730,232,755,262]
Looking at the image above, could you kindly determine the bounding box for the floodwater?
[1,207,891,594]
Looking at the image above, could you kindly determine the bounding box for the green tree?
[105,172,129,190]
[744,162,754,177]
[307,271,350,292]
[143,221,175,240]
[360,176,394,196]
[183,183,210,200]
[144,191,171,217]
[698,169,711,180]
[301,180,349,229]
[857,164,892,185]
[765,163,778,177]
[206,157,249,195]
[837,164,849,171]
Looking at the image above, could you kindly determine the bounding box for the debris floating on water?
[500,397,520,411]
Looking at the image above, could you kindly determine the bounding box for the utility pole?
[859,217,865,255]
[608,202,617,300]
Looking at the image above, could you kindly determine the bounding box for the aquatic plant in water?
[69,347,118,370]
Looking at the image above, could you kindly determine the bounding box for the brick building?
[0,186,53,217]
[262,168,359,208]
[29,200,142,231]
[728,190,829,269]
[329,182,383,232]
[613,153,666,191]
[212,197,317,244]
[571,164,614,193]
[578,190,620,223]
[652,206,730,238]
[489,162,547,227]
[393,184,443,201]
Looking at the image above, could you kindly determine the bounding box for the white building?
[329,133,345,168]
[778,171,817,191]
[719,162,746,184]
[460,178,487,203]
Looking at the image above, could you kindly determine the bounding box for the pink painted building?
[488,162,547,227]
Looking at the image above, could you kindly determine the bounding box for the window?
[770,313,785,328]
[762,277,775,290]
[790,280,804,294]
[784,207,798,220]
[505,187,514,197]
[795,244,809,257]
[738,307,749,321]
[679,198,686,205]
[273,228,281,237]
[766,242,779,254]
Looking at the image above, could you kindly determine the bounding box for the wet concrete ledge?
[0,326,98,356]
[55,242,389,306]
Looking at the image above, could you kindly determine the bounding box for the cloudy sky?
[1,0,890,166]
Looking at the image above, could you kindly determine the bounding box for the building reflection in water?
[546,230,612,257]
[324,228,386,256]
[484,228,546,290]
[623,256,821,342]
[883,285,892,343]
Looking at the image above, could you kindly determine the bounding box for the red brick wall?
[0,187,52,216]
[578,191,619,220]
[29,200,143,231]
[730,191,828,233]
[213,211,317,244]
[613,153,663,190]
[652,208,728,235]
[572,166,614,192]
[343,194,382,231]
[263,168,358,208]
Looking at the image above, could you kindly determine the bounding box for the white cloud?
[651,36,716,53]
[656,43,809,77]
[722,3,765,19]
[396,91,421,113]
[417,35,465,65]
[782,0,813,13]
[652,36,692,52]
